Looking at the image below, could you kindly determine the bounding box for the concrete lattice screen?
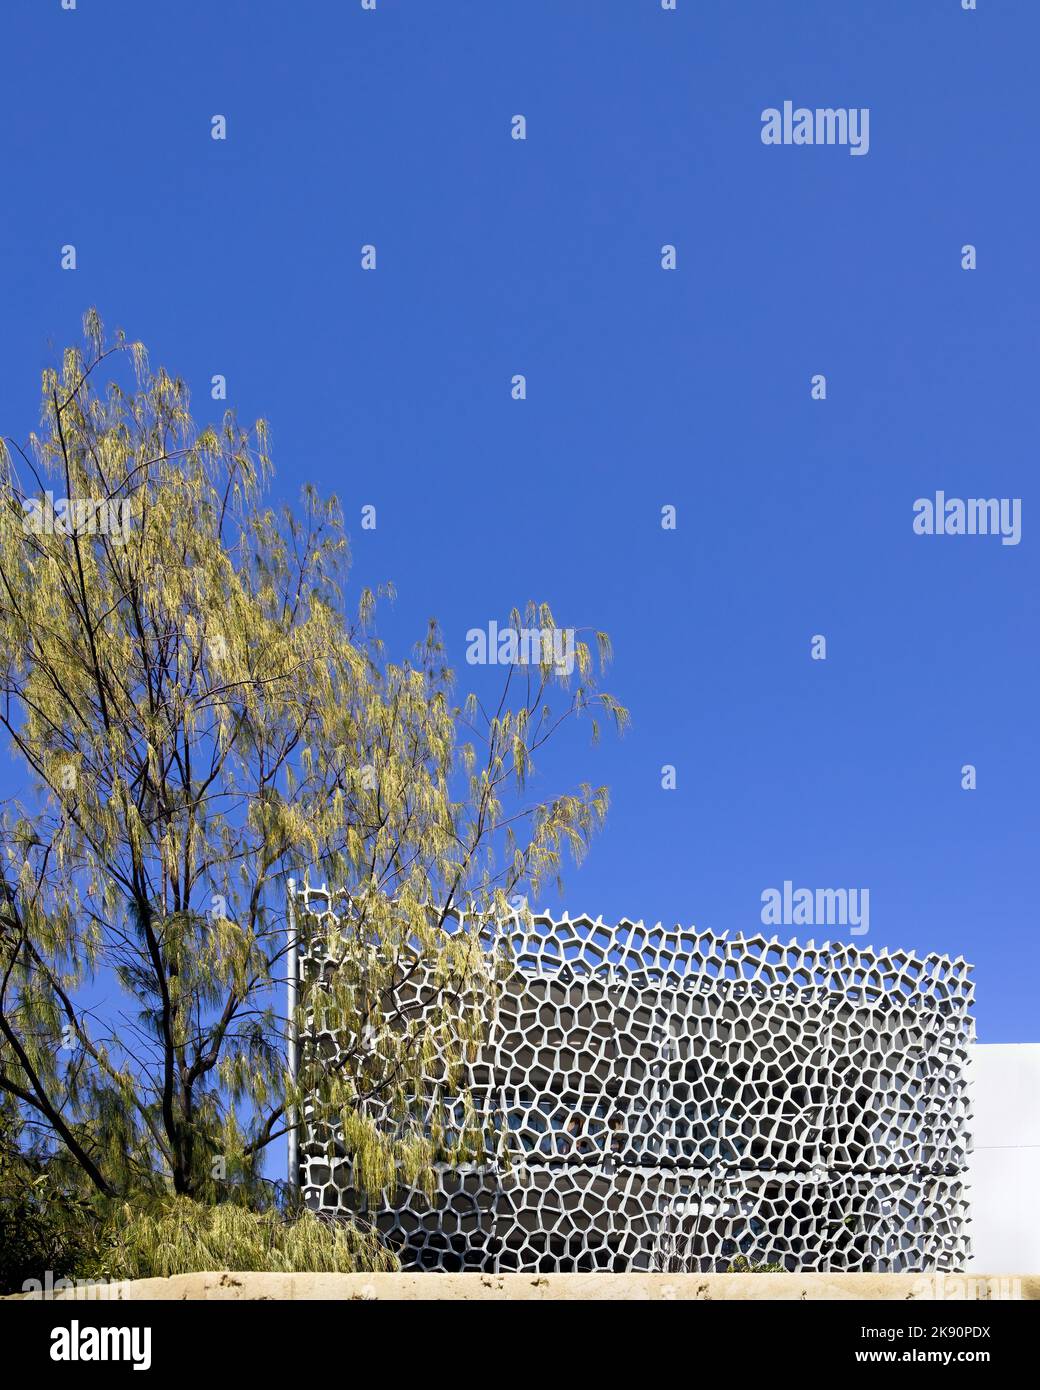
[294,891,974,1273]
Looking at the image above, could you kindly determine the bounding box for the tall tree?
[0,311,625,1205]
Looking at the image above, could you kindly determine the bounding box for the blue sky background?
[1,0,1036,1062]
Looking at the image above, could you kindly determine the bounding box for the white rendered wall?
[968,1044,1040,1272]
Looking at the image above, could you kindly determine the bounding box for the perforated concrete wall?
[295,897,974,1273]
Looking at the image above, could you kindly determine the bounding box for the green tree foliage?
[2,1103,394,1290]
[0,311,626,1215]
[0,1106,104,1293]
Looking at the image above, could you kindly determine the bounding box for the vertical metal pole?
[286,877,299,1192]
[491,909,504,1275]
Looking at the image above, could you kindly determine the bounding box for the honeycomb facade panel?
[295,896,974,1272]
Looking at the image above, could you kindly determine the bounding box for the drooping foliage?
[0,310,626,1212]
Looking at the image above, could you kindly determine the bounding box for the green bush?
[3,1111,397,1288]
[91,1197,398,1280]
[726,1254,786,1273]
[0,1148,104,1295]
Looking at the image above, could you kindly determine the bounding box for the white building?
[968,1043,1040,1272]
[295,898,977,1273]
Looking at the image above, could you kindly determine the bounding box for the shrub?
[91,1198,398,1280]
[726,1255,786,1273]
[0,1146,103,1294]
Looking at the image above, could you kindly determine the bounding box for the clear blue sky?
[1,0,1036,1046]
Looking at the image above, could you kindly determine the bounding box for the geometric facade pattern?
[295,892,974,1273]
